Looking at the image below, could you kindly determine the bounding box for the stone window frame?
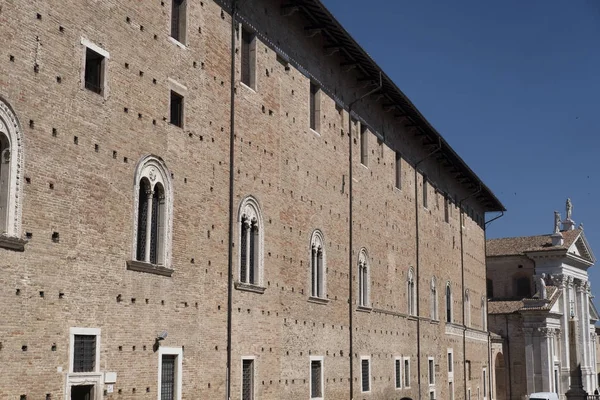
[309,229,327,301]
[158,346,183,400]
[309,355,324,400]
[357,248,370,309]
[481,296,487,330]
[235,195,265,293]
[428,356,435,386]
[0,97,25,251]
[403,356,411,389]
[168,78,187,129]
[127,155,174,276]
[80,38,110,99]
[431,276,438,321]
[407,267,416,316]
[66,327,102,400]
[309,81,322,134]
[241,356,256,400]
[446,281,453,323]
[239,24,257,91]
[465,289,471,327]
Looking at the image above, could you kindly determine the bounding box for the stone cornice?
[0,234,27,252]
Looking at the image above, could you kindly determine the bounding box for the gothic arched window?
[132,155,172,267]
[310,230,326,299]
[358,249,370,307]
[0,97,24,244]
[238,196,264,287]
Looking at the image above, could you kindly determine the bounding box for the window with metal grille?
[136,180,149,261]
[170,91,184,128]
[73,335,96,372]
[240,217,248,282]
[360,124,368,166]
[428,358,435,385]
[404,358,410,387]
[361,359,370,392]
[446,284,452,323]
[395,359,402,389]
[170,0,186,43]
[84,48,104,95]
[71,385,94,400]
[310,360,322,398]
[241,28,256,89]
[161,354,176,400]
[242,359,254,400]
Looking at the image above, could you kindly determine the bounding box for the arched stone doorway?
[495,352,507,400]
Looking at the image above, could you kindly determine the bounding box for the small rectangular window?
[161,354,177,400]
[466,360,472,380]
[242,359,254,400]
[170,0,187,43]
[84,48,105,95]
[395,358,402,389]
[448,351,453,373]
[429,390,435,400]
[170,91,184,128]
[483,369,487,398]
[73,335,96,372]
[395,152,401,189]
[309,82,321,132]
[449,382,454,400]
[428,358,435,385]
[404,358,411,387]
[310,359,323,398]
[241,27,256,89]
[361,358,370,392]
[422,175,428,208]
[360,124,368,166]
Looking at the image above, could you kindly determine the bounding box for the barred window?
[73,335,96,372]
[242,359,254,400]
[310,359,323,398]
[446,283,452,323]
[161,355,176,400]
[395,358,402,389]
[404,358,411,387]
[361,358,370,392]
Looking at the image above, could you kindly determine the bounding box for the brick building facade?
[0,0,504,399]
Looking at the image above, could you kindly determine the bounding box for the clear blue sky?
[321,0,600,302]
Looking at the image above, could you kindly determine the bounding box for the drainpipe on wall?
[347,73,382,400]
[483,211,503,400]
[226,1,238,399]
[459,185,481,400]
[414,139,441,400]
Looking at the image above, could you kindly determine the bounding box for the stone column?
[524,327,536,394]
[559,275,572,391]
[576,281,591,391]
[540,327,554,391]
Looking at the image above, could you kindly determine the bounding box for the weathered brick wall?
[0,0,494,398]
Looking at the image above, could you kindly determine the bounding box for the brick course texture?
[0,0,501,399]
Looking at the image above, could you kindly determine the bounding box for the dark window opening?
[429,359,435,385]
[170,91,184,128]
[395,359,402,388]
[241,28,256,88]
[73,335,96,372]
[171,0,186,43]
[395,152,401,189]
[84,48,104,94]
[360,124,368,166]
[487,278,494,298]
[361,359,370,392]
[310,360,322,398]
[71,385,94,400]
[309,82,320,131]
[161,354,176,400]
[515,276,531,298]
[446,285,452,323]
[423,175,428,208]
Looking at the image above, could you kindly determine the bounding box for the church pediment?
[567,232,596,264]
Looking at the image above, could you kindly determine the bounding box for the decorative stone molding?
[126,259,173,277]
[234,281,266,294]
[131,155,173,268]
[0,234,26,251]
[0,97,24,239]
[237,195,264,286]
[308,296,329,305]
